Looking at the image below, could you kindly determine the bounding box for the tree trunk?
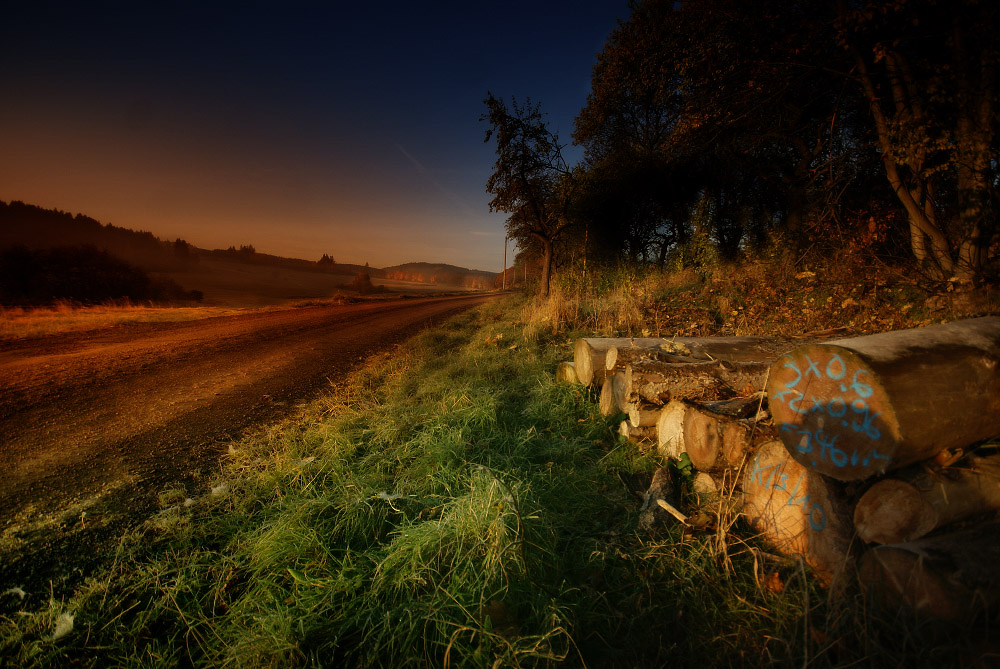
[858,520,1000,622]
[766,317,1000,481]
[538,236,553,298]
[853,454,1000,545]
[742,441,854,585]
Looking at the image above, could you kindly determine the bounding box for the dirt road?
[0,293,497,598]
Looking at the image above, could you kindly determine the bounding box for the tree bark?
[742,441,854,585]
[624,358,770,406]
[766,317,1000,481]
[858,520,1000,622]
[854,454,1000,544]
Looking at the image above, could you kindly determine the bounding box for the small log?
[858,520,1000,622]
[598,373,616,416]
[854,453,1000,544]
[767,316,1000,481]
[655,400,688,460]
[556,361,580,384]
[742,441,854,585]
[619,420,658,443]
[627,403,662,428]
[574,335,792,387]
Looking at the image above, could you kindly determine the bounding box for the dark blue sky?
[0,2,630,270]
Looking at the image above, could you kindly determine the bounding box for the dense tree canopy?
[488,0,998,287]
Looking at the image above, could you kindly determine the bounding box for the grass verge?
[0,294,985,667]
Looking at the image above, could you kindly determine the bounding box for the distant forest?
[485,0,999,295]
[0,202,205,305]
[0,201,496,303]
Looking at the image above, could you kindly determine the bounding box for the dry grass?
[522,255,999,341]
[0,301,245,340]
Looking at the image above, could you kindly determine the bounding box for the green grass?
[0,295,982,667]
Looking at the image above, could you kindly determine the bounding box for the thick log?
[556,361,580,384]
[742,441,854,585]
[622,358,771,406]
[854,453,1000,544]
[655,400,688,460]
[858,520,1000,622]
[574,336,791,387]
[766,317,1000,481]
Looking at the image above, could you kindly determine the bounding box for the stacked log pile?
[563,317,1000,620]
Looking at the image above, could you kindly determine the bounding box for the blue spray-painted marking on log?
[750,455,827,531]
[772,353,890,470]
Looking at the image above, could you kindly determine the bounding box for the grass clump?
[0,293,982,667]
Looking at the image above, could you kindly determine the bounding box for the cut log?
[619,420,658,443]
[858,520,1000,622]
[655,400,688,460]
[598,373,615,416]
[622,358,771,406]
[681,397,769,471]
[556,361,580,384]
[854,453,1000,544]
[604,344,709,371]
[742,441,854,585]
[574,335,793,387]
[766,317,1000,481]
[627,404,662,428]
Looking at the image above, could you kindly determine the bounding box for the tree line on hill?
[0,201,498,304]
[483,0,998,296]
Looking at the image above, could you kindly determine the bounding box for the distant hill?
[383,262,496,289]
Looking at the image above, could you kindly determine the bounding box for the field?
[0,257,481,341]
[155,256,480,307]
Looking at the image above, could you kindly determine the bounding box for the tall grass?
[0,294,982,667]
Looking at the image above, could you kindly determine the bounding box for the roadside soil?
[0,293,499,603]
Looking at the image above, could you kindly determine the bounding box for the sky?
[0,1,630,272]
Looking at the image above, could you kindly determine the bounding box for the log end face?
[767,346,901,481]
[655,400,687,460]
[742,441,853,584]
[854,480,936,544]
